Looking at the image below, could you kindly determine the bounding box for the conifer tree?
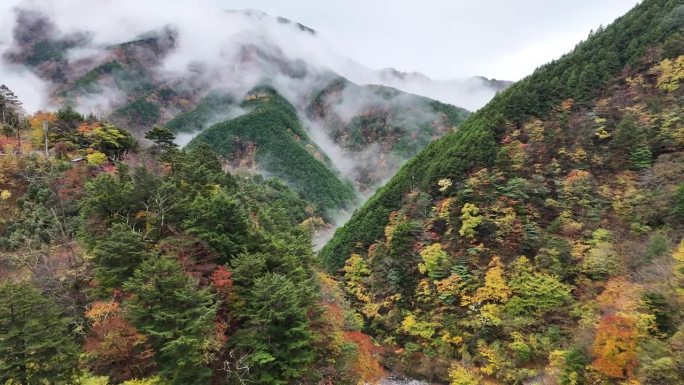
[144,126,177,154]
[231,272,315,385]
[91,222,151,292]
[0,84,22,127]
[183,187,250,260]
[123,255,217,385]
[0,281,78,385]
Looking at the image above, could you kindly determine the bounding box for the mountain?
[372,68,513,110]
[305,77,469,194]
[1,7,474,215]
[3,1,683,385]
[186,87,357,212]
[323,0,684,383]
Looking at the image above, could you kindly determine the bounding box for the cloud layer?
[1,0,509,113]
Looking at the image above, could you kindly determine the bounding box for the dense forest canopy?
[321,0,684,383]
[0,108,380,384]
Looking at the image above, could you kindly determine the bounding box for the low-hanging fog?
[0,0,504,113]
[0,0,502,231]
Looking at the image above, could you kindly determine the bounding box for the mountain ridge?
[321,0,684,383]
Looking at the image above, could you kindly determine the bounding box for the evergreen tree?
[171,144,234,194]
[183,187,250,260]
[387,220,420,304]
[629,143,652,170]
[0,281,78,385]
[231,272,315,385]
[612,116,652,170]
[123,255,217,385]
[673,183,684,220]
[145,126,178,154]
[91,222,151,292]
[0,84,22,128]
[53,105,84,136]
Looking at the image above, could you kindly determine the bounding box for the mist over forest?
[1,1,683,385]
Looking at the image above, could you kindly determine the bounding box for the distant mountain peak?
[226,9,317,35]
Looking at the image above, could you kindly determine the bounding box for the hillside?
[322,0,684,268]
[323,0,684,383]
[1,8,473,214]
[307,78,470,193]
[3,1,683,385]
[188,87,358,213]
[163,80,469,213]
[0,108,384,385]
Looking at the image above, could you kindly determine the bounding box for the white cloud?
[219,0,638,80]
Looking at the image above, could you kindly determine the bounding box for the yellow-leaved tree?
[654,55,684,92]
[459,203,482,240]
[449,363,481,385]
[419,243,449,279]
[471,256,510,304]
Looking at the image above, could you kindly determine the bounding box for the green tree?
[506,257,572,317]
[231,272,315,385]
[123,255,217,385]
[90,123,137,159]
[81,172,136,227]
[612,116,652,170]
[0,281,78,385]
[673,183,684,219]
[386,220,420,303]
[0,84,22,129]
[91,222,151,292]
[183,187,250,260]
[144,126,177,154]
[629,143,652,170]
[171,144,234,194]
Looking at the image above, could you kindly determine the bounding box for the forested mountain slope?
[2,7,472,215]
[323,0,684,268]
[307,78,469,193]
[0,109,383,385]
[322,0,684,383]
[187,87,357,213]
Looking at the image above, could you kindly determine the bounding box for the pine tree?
[629,143,652,170]
[0,281,78,385]
[613,116,652,170]
[673,183,684,219]
[123,255,217,385]
[0,84,22,128]
[145,126,177,154]
[0,85,24,150]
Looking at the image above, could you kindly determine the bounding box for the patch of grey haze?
[0,0,49,112]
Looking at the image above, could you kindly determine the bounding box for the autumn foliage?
[83,301,156,382]
[591,314,639,379]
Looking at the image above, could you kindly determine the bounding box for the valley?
[1,0,683,385]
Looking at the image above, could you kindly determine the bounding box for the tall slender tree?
[0,85,24,152]
[0,84,22,128]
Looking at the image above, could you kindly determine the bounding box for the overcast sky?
[218,0,638,81]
